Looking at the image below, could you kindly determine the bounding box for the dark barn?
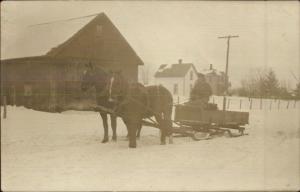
[1,13,143,112]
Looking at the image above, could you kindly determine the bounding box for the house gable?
[184,65,198,81]
[46,13,143,66]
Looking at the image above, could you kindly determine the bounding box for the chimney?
[210,64,213,70]
[179,59,182,64]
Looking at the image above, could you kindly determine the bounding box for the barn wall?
[1,58,99,112]
[2,61,53,111]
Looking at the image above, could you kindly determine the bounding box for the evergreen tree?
[263,69,279,98]
[294,82,300,99]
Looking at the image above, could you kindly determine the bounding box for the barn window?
[24,84,32,96]
[190,71,193,80]
[96,25,103,36]
[173,84,178,95]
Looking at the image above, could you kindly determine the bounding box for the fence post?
[227,99,230,109]
[286,100,290,109]
[250,98,253,110]
[294,100,297,108]
[278,100,280,110]
[3,96,7,119]
[260,98,262,110]
[239,99,242,110]
[269,100,272,110]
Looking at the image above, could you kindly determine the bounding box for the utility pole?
[218,35,239,111]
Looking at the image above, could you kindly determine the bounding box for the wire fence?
[174,95,299,112]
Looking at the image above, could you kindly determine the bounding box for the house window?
[190,71,193,80]
[173,84,178,95]
[96,25,103,36]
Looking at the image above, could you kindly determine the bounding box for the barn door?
[24,83,33,108]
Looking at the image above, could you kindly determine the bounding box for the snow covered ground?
[1,99,300,191]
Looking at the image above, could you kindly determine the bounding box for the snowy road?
[1,106,299,191]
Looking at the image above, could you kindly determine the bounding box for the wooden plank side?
[174,105,249,125]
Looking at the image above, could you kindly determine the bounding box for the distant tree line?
[231,68,300,100]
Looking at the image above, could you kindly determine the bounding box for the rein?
[108,76,115,102]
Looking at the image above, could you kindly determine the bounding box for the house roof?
[199,69,224,76]
[46,13,143,66]
[154,63,197,78]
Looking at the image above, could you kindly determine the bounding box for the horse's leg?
[122,118,130,139]
[100,112,109,143]
[165,113,173,144]
[164,109,173,144]
[136,121,142,139]
[155,114,166,145]
[110,114,117,141]
[128,119,138,148]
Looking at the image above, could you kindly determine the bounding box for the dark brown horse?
[108,71,173,148]
[81,63,117,143]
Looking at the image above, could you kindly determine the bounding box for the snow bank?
[1,105,299,191]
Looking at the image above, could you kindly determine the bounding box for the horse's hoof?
[160,141,166,145]
[129,142,137,148]
[102,139,109,143]
[112,136,117,142]
[129,144,137,148]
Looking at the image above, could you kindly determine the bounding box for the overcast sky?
[1,1,299,88]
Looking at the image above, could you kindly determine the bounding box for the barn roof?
[154,63,197,78]
[2,13,143,66]
[1,56,92,65]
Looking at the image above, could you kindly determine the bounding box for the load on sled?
[172,73,249,140]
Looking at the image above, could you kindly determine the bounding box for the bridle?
[108,76,115,102]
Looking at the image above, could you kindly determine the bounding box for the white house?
[154,59,198,98]
[199,64,228,95]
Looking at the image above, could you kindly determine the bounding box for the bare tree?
[294,82,300,99]
[236,67,282,99]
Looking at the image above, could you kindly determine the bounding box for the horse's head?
[81,62,108,92]
[108,70,128,103]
